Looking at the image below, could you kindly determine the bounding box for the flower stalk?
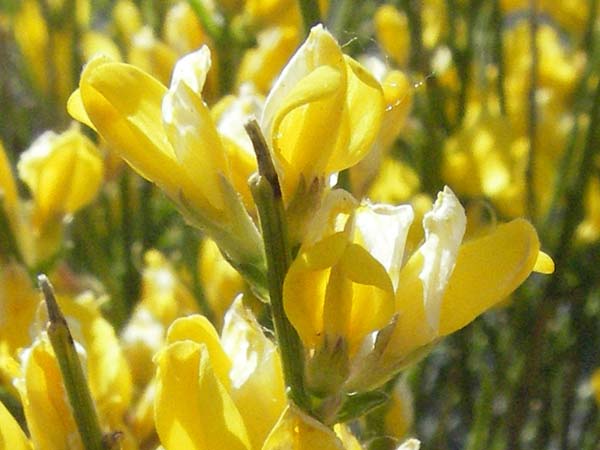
[38,275,106,450]
[245,119,310,412]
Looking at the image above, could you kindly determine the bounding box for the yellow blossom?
[261,24,385,202]
[155,297,286,450]
[374,5,410,67]
[17,126,104,231]
[285,187,552,392]
[68,46,264,282]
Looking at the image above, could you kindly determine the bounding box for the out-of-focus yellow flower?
[501,0,594,34]
[577,176,600,242]
[261,25,385,202]
[164,2,208,55]
[374,5,410,67]
[367,157,420,205]
[199,238,245,328]
[121,250,198,386]
[13,0,50,94]
[237,26,300,93]
[244,0,328,28]
[127,27,179,86]
[68,47,264,279]
[285,186,552,393]
[422,0,447,49]
[0,263,38,356]
[17,126,103,231]
[13,0,81,107]
[113,0,143,46]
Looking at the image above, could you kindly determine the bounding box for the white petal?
[354,202,414,290]
[419,186,466,332]
[169,45,211,94]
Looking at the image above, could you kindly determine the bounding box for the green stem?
[298,0,321,36]
[38,275,105,450]
[245,119,309,412]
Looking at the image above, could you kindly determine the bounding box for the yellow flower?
[591,368,600,404]
[261,24,385,202]
[0,263,39,356]
[155,297,283,450]
[155,296,366,449]
[17,126,104,231]
[68,46,264,283]
[8,290,136,450]
[237,26,301,93]
[284,187,552,393]
[374,5,410,67]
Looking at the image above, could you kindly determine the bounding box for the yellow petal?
[163,80,229,211]
[166,315,232,390]
[533,251,554,274]
[77,55,183,194]
[261,405,345,450]
[221,297,286,449]
[284,233,348,348]
[325,56,384,173]
[439,218,541,335]
[155,341,251,450]
[0,263,39,355]
[67,89,97,132]
[0,400,31,450]
[16,336,81,450]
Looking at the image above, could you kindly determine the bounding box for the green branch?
[245,119,310,412]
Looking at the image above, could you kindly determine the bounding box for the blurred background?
[1,0,600,449]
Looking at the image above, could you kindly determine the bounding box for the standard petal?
[78,56,184,194]
[155,341,251,450]
[438,218,542,335]
[325,56,385,173]
[165,315,232,390]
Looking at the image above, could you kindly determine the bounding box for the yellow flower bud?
[17,127,103,231]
